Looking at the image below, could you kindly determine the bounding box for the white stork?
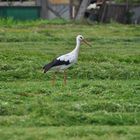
[43,35,91,85]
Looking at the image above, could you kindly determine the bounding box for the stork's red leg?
[64,70,67,85]
[52,72,56,86]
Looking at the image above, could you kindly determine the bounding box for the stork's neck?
[73,39,81,54]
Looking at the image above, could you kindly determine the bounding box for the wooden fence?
[99,3,140,24]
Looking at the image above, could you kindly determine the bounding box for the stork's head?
[77,35,84,41]
[76,35,92,47]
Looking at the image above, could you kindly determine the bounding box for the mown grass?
[0,19,140,140]
[0,125,140,140]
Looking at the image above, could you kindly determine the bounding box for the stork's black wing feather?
[43,59,70,73]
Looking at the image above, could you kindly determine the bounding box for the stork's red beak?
[82,39,92,47]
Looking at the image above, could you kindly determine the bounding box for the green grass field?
[0,19,140,140]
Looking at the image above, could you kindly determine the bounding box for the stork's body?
[43,35,91,85]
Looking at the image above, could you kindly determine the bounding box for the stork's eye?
[80,37,83,39]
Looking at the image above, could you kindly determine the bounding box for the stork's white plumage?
[43,35,91,85]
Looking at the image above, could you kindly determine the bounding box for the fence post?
[75,0,90,20]
[36,0,49,19]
